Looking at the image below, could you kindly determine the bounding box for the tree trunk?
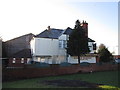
[78,55,80,64]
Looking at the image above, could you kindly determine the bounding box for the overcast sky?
[0,0,118,54]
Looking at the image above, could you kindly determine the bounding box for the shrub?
[80,62,90,66]
[33,62,50,68]
[60,62,71,67]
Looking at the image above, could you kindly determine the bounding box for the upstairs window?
[59,40,67,49]
[63,40,67,48]
[59,40,62,48]
[93,43,96,50]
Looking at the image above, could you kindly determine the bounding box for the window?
[21,58,24,63]
[38,57,41,62]
[63,40,67,48]
[41,58,45,62]
[27,58,31,63]
[93,43,96,50]
[12,58,16,63]
[59,40,62,48]
[59,40,67,49]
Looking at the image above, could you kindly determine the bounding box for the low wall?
[78,63,118,72]
[2,64,119,82]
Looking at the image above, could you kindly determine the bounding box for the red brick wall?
[96,56,100,63]
[3,64,119,82]
[8,58,27,67]
[114,55,120,59]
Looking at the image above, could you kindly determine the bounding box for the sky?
[0,0,119,54]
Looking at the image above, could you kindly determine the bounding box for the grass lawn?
[2,70,120,89]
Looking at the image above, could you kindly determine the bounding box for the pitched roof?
[35,29,64,39]
[88,38,95,42]
[35,27,95,42]
[10,49,32,58]
[5,33,35,42]
[63,27,73,35]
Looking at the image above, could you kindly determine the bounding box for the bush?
[60,62,71,67]
[96,62,102,65]
[80,62,90,66]
[33,62,50,68]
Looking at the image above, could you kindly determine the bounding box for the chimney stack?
[47,26,50,31]
[82,20,88,38]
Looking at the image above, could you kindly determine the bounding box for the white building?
[30,22,97,64]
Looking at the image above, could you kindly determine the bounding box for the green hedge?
[60,62,71,67]
[80,62,90,66]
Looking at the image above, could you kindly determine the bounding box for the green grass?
[2,70,120,89]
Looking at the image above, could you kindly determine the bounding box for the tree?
[67,20,90,64]
[98,44,113,62]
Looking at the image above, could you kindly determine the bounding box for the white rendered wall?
[30,38,35,55]
[80,57,96,63]
[68,56,96,64]
[33,38,59,56]
[59,34,66,40]
[68,56,78,64]
[30,37,66,63]
[88,42,94,53]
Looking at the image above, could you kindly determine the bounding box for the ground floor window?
[38,57,41,62]
[21,58,24,63]
[27,58,31,63]
[12,58,16,63]
[40,58,45,62]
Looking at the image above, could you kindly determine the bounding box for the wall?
[114,55,120,59]
[80,57,96,63]
[68,56,96,64]
[32,38,59,56]
[3,64,119,82]
[88,42,95,53]
[59,34,66,40]
[31,37,67,64]
[8,58,28,67]
[0,39,2,58]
